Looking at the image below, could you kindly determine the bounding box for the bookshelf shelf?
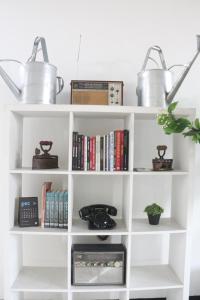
[71,219,128,235]
[9,168,70,175]
[5,104,195,300]
[10,226,68,236]
[71,171,131,175]
[131,218,186,235]
[70,286,127,292]
[130,265,183,291]
[132,171,188,176]
[11,266,68,292]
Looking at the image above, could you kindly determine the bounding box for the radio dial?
[110,86,114,91]
[87,262,92,267]
[114,261,121,268]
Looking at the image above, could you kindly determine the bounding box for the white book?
[84,136,87,171]
[96,135,100,171]
[107,134,110,171]
[110,131,114,171]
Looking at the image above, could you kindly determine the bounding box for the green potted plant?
[144,203,164,225]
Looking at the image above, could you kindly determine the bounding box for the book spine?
[72,132,78,170]
[41,182,52,228]
[84,136,87,171]
[103,135,105,171]
[92,137,96,170]
[44,192,50,228]
[81,135,84,170]
[58,191,64,228]
[109,131,114,171]
[114,131,117,171]
[116,130,121,171]
[120,131,124,171]
[105,135,107,171]
[63,191,68,229]
[106,134,109,171]
[54,191,59,228]
[100,136,104,171]
[87,136,90,171]
[50,192,55,228]
[75,132,78,170]
[77,134,82,170]
[90,137,93,170]
[123,130,129,171]
[96,135,100,171]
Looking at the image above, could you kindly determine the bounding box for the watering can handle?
[142,45,167,71]
[56,76,64,95]
[28,36,49,63]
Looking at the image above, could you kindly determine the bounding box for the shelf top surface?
[7,104,195,118]
[11,266,67,292]
[9,168,188,176]
[130,265,183,290]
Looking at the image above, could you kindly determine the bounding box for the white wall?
[1,0,200,297]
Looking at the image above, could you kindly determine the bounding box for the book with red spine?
[41,182,52,228]
[89,137,93,170]
[92,136,96,170]
[120,130,124,171]
[115,130,121,171]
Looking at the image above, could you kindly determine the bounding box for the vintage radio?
[71,80,123,105]
[71,244,126,286]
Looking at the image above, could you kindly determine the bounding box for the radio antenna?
[76,34,82,79]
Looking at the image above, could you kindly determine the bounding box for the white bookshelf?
[5,104,195,300]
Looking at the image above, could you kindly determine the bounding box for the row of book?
[72,130,129,171]
[41,182,68,229]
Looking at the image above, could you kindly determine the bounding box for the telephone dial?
[79,204,117,230]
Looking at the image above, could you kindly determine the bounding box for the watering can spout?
[166,34,200,105]
[0,60,21,100]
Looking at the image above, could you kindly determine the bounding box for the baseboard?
[190,297,200,299]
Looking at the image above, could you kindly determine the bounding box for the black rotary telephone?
[79,204,117,230]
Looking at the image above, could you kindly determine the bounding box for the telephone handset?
[79,204,117,230]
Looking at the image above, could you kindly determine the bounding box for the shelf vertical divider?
[68,234,72,292]
[6,110,23,300]
[124,112,134,291]
[68,111,74,294]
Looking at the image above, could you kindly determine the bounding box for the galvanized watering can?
[137,35,200,107]
[0,36,64,104]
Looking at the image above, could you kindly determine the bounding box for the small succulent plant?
[144,203,164,216]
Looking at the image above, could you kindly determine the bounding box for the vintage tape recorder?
[71,244,126,286]
[71,80,123,106]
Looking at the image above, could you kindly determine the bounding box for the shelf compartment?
[72,175,131,233]
[9,112,69,170]
[71,219,128,235]
[11,266,68,292]
[130,265,183,291]
[10,226,68,236]
[132,218,186,235]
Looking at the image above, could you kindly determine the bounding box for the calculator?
[18,197,39,227]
